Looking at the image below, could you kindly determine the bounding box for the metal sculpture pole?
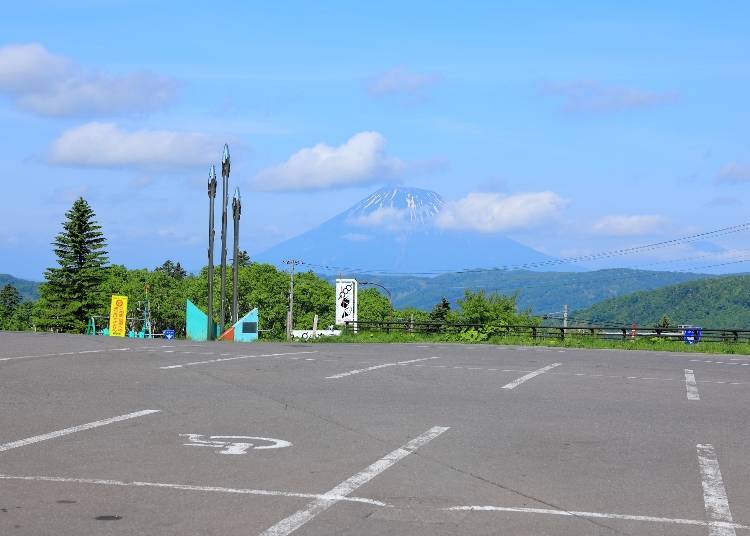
[219,144,231,334]
[231,187,241,324]
[207,165,217,340]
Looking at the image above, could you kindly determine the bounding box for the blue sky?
[1,1,749,279]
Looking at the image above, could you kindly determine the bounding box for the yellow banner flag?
[109,295,128,337]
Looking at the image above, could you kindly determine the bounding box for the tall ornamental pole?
[231,187,241,324]
[207,165,217,340]
[219,144,231,334]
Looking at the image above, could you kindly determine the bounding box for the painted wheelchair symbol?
[180,434,292,455]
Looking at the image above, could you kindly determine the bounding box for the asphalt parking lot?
[1,332,748,535]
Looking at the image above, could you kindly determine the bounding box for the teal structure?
[219,308,259,342]
[186,299,219,341]
[235,308,259,342]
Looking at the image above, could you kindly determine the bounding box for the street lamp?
[231,187,241,324]
[219,144,231,334]
[207,165,217,340]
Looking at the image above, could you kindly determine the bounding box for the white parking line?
[445,505,749,530]
[0,474,385,506]
[0,410,160,452]
[258,425,450,536]
[697,444,737,536]
[325,357,441,379]
[160,351,317,369]
[685,369,701,400]
[502,363,561,390]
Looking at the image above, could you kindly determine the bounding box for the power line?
[442,258,750,294]
[299,221,750,276]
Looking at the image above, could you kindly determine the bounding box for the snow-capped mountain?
[254,186,555,273]
[345,187,444,227]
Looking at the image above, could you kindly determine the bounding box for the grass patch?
[303,330,750,355]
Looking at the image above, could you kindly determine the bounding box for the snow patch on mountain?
[346,187,444,227]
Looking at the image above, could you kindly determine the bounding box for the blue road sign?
[164,329,175,340]
[683,327,701,344]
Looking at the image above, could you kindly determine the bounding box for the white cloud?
[252,131,406,191]
[542,81,677,112]
[0,43,177,117]
[340,233,371,242]
[349,207,408,230]
[366,67,438,97]
[49,122,216,168]
[435,192,566,233]
[717,162,750,183]
[592,214,668,236]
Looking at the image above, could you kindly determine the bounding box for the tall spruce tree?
[37,198,108,332]
[0,284,22,328]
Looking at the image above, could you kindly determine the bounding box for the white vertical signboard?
[335,279,358,328]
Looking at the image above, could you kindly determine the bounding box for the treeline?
[2,263,538,339]
[0,197,537,338]
[576,274,750,328]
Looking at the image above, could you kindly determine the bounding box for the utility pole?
[207,165,217,340]
[219,144,231,334]
[283,259,302,341]
[231,187,241,325]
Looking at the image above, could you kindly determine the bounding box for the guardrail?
[343,321,750,343]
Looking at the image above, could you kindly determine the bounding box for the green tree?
[293,271,335,330]
[8,301,33,331]
[0,284,22,329]
[656,314,672,329]
[155,260,188,280]
[36,198,108,332]
[357,287,392,324]
[458,290,537,327]
[188,262,292,338]
[393,307,430,324]
[429,297,451,323]
[237,250,251,267]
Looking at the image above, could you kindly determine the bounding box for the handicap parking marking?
[0,410,160,453]
[180,434,292,455]
[159,351,317,369]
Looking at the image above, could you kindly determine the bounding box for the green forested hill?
[575,274,750,328]
[335,269,711,315]
[0,274,40,301]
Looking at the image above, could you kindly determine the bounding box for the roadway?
[1,332,748,535]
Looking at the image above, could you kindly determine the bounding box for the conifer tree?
[429,297,451,322]
[36,198,108,332]
[0,284,21,327]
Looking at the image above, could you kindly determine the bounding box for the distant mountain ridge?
[327,268,712,315]
[254,186,556,273]
[0,274,41,301]
[575,274,750,328]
